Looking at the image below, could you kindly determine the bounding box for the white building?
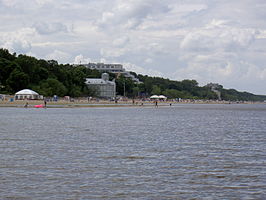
[82,63,141,84]
[85,73,116,98]
[85,63,124,73]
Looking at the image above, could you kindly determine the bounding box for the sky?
[1,0,266,95]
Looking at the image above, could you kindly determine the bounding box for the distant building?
[85,73,116,98]
[82,63,141,84]
[85,63,124,73]
[206,83,222,100]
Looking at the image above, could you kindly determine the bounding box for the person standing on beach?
[24,102,28,108]
[44,98,47,108]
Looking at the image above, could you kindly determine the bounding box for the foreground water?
[0,104,266,199]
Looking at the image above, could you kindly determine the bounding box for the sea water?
[0,104,266,199]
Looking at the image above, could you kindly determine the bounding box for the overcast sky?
[1,0,266,94]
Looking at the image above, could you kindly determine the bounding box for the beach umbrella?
[158,95,167,99]
[150,95,159,99]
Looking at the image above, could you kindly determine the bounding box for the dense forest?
[0,48,265,101]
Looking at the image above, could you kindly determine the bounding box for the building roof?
[85,78,115,85]
[15,89,39,95]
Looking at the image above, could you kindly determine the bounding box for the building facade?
[82,63,141,84]
[84,63,124,73]
[85,73,116,99]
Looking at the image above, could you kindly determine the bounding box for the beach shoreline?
[0,99,264,108]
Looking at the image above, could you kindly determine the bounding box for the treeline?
[0,48,265,101]
[0,48,101,97]
[134,74,266,101]
[135,74,218,99]
[131,74,265,101]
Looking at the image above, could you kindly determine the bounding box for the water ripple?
[0,104,266,199]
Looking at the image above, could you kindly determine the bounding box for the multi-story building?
[85,73,116,99]
[84,63,124,73]
[83,63,141,84]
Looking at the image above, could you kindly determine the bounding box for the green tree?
[132,86,140,97]
[6,68,30,92]
[144,78,153,94]
[68,85,82,97]
[151,85,161,95]
[0,59,15,86]
[15,55,40,84]
[163,89,180,99]
[0,48,16,61]
[40,78,67,97]
[181,79,198,91]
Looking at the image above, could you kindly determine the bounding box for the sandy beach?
[0,99,264,108]
[0,99,160,108]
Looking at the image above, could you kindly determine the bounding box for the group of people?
[24,99,47,108]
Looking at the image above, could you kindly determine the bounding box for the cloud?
[2,40,31,54]
[97,0,170,30]
[35,0,53,6]
[172,15,265,94]
[145,58,153,64]
[45,50,70,61]
[100,47,127,58]
[172,50,266,94]
[74,54,92,64]
[0,0,53,9]
[0,28,36,54]
[0,0,19,7]
[33,22,68,35]
[180,19,257,52]
[123,62,163,77]
[112,36,130,47]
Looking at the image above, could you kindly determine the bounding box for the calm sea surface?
[0,104,266,199]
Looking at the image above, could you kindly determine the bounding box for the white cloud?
[0,0,18,7]
[35,0,53,6]
[180,20,257,52]
[145,58,153,64]
[112,36,130,47]
[101,12,115,24]
[0,28,36,54]
[97,0,169,30]
[100,47,127,58]
[123,62,163,77]
[33,22,68,35]
[45,50,70,61]
[2,40,31,54]
[74,54,92,64]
